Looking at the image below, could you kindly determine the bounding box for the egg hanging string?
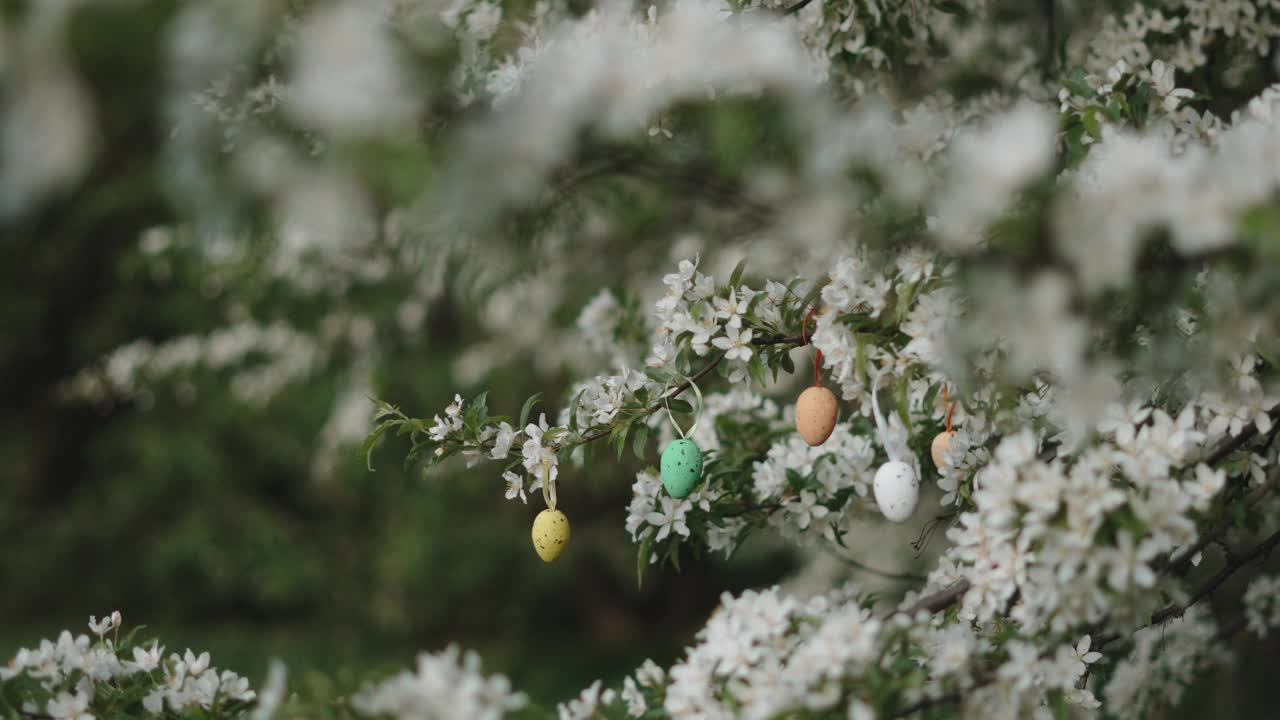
[870,364,921,522]
[540,460,557,511]
[869,366,900,463]
[802,305,824,388]
[943,385,956,434]
[663,374,704,440]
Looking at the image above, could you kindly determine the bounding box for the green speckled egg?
[661,438,704,498]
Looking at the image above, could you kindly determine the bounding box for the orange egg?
[795,385,838,446]
[931,431,955,467]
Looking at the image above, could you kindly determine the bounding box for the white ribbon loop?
[540,462,557,511]
[663,376,704,440]
[870,366,901,463]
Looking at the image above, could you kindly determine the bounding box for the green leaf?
[464,391,489,432]
[895,281,920,323]
[645,366,676,384]
[665,398,694,415]
[361,422,395,472]
[612,423,631,459]
[370,398,401,422]
[632,423,650,460]
[799,281,824,318]
[1049,690,1069,720]
[894,371,913,432]
[748,354,768,388]
[785,468,806,492]
[519,393,542,430]
[922,383,940,419]
[1082,107,1101,140]
[1063,66,1092,98]
[780,350,796,375]
[855,334,869,386]
[115,624,148,651]
[728,257,748,289]
[636,535,653,588]
[567,388,586,433]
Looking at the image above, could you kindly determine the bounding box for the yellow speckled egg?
[931,431,955,468]
[531,509,570,562]
[795,385,838,446]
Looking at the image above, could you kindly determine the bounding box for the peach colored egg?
[795,385,838,446]
[931,431,955,468]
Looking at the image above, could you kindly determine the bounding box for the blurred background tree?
[0,0,803,705]
[4,0,1280,716]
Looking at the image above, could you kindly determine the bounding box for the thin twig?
[911,512,956,556]
[718,501,784,518]
[824,543,928,583]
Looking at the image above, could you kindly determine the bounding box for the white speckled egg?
[931,431,955,468]
[795,385,838,446]
[531,509,570,562]
[873,461,919,523]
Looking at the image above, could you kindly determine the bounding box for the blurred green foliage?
[0,0,796,707]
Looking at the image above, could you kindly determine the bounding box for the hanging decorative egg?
[868,367,919,523]
[795,385,838,446]
[661,438,703,498]
[873,460,919,523]
[931,430,955,468]
[531,509,570,562]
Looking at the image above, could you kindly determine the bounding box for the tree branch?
[566,332,809,448]
[887,580,970,620]
[1163,466,1280,576]
[1200,404,1280,466]
[884,414,1280,716]
[782,0,814,15]
[1150,526,1280,626]
[751,333,805,347]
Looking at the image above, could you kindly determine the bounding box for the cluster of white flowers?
[751,426,877,541]
[935,400,1246,634]
[1058,84,1280,292]
[563,368,658,429]
[2,613,256,717]
[63,320,323,408]
[1103,606,1227,714]
[1243,573,1280,638]
[626,583,1109,717]
[351,646,526,720]
[931,102,1058,251]
[1080,0,1280,77]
